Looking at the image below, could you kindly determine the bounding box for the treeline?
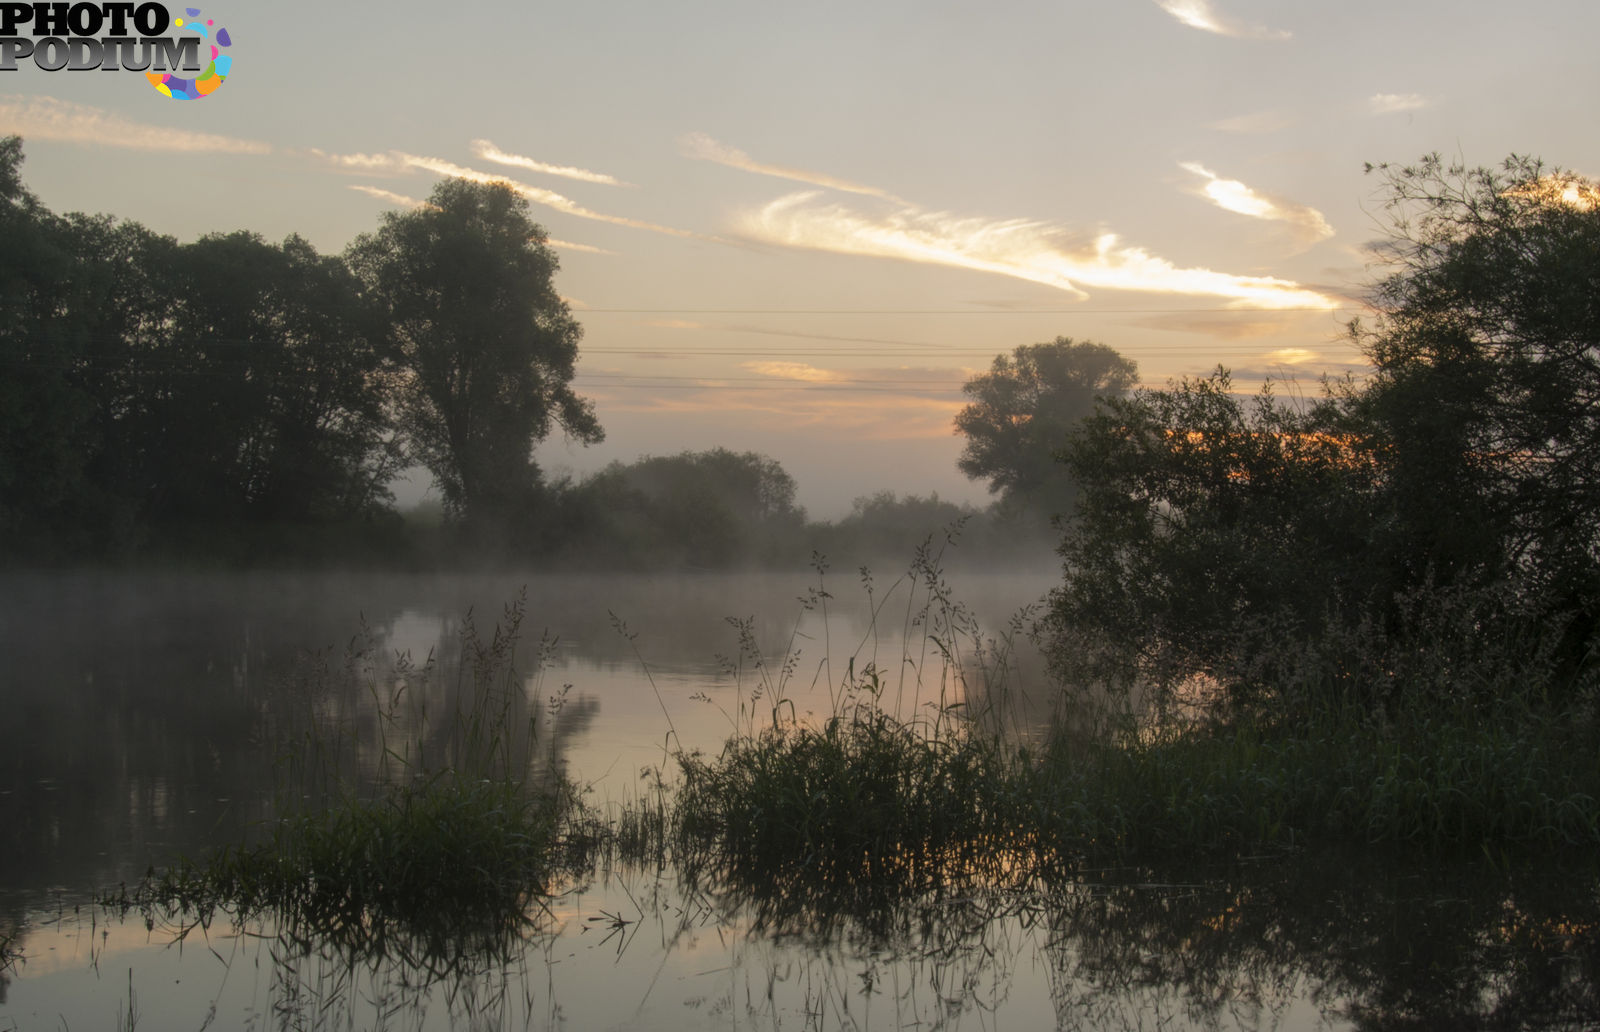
[0,138,1053,569]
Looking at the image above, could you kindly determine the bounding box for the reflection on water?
[2,568,1598,1029]
[6,850,1598,1029]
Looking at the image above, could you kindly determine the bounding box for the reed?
[117,589,592,960]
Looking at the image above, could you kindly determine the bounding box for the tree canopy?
[346,178,602,542]
[954,338,1138,522]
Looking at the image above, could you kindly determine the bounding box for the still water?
[1,567,1597,1030]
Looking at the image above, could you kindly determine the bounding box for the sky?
[4,0,1599,517]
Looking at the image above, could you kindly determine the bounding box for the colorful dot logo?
[147,8,232,100]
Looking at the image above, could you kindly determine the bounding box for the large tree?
[955,338,1138,521]
[347,178,602,539]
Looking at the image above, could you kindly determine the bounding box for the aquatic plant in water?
[111,589,595,969]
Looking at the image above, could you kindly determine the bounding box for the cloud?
[471,139,632,187]
[546,238,616,254]
[1152,0,1290,39]
[599,386,962,438]
[311,149,407,173]
[311,146,711,241]
[1130,312,1294,340]
[680,132,905,202]
[348,184,424,207]
[1207,109,1295,134]
[1179,162,1335,247]
[1503,176,1600,211]
[742,361,843,383]
[0,94,270,154]
[392,152,710,240]
[1369,93,1429,114]
[742,191,1341,310]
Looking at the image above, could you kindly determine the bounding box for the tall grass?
[643,541,1600,896]
[658,539,1047,907]
[118,590,593,963]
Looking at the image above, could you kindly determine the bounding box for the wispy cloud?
[1207,109,1295,134]
[311,149,407,173]
[0,94,270,154]
[681,132,905,202]
[1179,162,1334,247]
[547,238,616,254]
[1130,312,1295,340]
[1152,0,1290,39]
[312,145,708,240]
[393,152,708,239]
[348,184,424,207]
[471,139,632,187]
[742,361,843,383]
[1369,93,1429,114]
[599,386,962,438]
[742,191,1340,310]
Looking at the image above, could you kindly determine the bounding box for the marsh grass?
[638,538,1600,899]
[113,589,594,965]
[0,926,19,974]
[654,539,1047,904]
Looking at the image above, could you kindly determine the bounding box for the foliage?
[1049,154,1600,715]
[1049,370,1384,706]
[551,448,805,567]
[954,337,1138,522]
[346,178,602,545]
[142,231,401,530]
[0,139,403,559]
[1355,153,1600,651]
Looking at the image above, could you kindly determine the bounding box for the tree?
[954,338,1137,521]
[347,178,601,541]
[1050,370,1383,702]
[555,449,804,567]
[1046,154,1600,711]
[141,231,401,529]
[1354,154,1600,629]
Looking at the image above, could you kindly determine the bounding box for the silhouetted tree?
[1354,154,1600,639]
[955,338,1137,522]
[557,449,803,567]
[139,231,401,530]
[347,179,602,545]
